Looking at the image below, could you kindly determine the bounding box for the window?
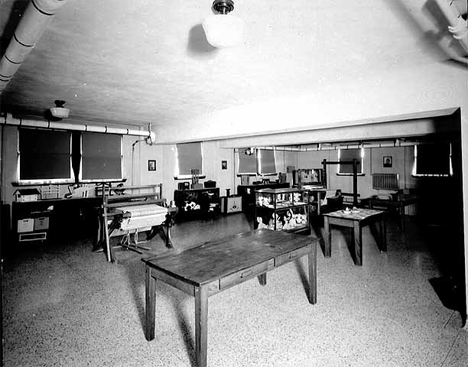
[237,148,257,175]
[17,128,123,184]
[176,142,203,178]
[258,149,276,175]
[412,143,452,177]
[80,132,123,182]
[338,148,363,175]
[18,128,74,183]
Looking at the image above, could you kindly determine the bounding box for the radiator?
[372,173,399,190]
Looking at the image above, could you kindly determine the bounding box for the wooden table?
[323,208,386,266]
[365,195,418,231]
[143,229,318,367]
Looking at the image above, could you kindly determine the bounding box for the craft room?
[1,1,467,367]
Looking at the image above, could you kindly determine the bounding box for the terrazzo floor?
[2,213,467,367]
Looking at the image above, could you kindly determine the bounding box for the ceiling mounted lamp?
[202,0,244,48]
[50,100,70,119]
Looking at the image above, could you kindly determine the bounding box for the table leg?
[195,286,208,367]
[380,215,387,252]
[399,203,405,231]
[258,273,267,286]
[308,245,317,304]
[353,221,362,266]
[323,216,331,257]
[145,266,156,341]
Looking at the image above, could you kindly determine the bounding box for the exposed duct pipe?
[0,0,70,93]
[434,0,468,54]
[1,113,156,140]
[256,140,424,152]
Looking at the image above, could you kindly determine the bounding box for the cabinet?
[174,188,220,221]
[220,195,242,214]
[11,197,101,245]
[254,188,310,233]
[306,189,327,216]
[12,201,53,243]
[237,182,290,213]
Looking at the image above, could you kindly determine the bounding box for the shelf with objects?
[293,168,327,217]
[237,181,290,214]
[12,194,52,243]
[11,186,100,246]
[254,187,310,233]
[173,187,220,221]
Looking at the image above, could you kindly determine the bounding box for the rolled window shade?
[19,128,72,181]
[81,132,122,181]
[258,149,276,174]
[339,149,362,174]
[415,143,451,176]
[238,148,257,174]
[177,142,202,176]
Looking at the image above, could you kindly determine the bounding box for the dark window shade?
[238,148,257,174]
[258,149,276,174]
[177,142,203,176]
[415,143,451,176]
[81,132,122,180]
[338,149,362,174]
[19,128,72,181]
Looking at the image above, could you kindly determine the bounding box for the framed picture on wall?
[383,156,392,168]
[148,160,156,171]
[221,160,227,170]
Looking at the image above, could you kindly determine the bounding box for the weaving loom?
[96,184,175,263]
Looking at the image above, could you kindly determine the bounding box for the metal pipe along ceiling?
[0,0,70,93]
[1,113,155,139]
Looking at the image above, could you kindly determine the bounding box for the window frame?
[337,148,365,176]
[79,132,124,183]
[257,149,277,176]
[237,148,258,176]
[17,128,75,185]
[412,143,453,177]
[174,142,206,180]
[15,128,124,185]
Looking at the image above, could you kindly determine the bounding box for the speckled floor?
[2,213,467,367]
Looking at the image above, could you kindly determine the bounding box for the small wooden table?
[365,195,418,231]
[143,229,318,367]
[323,208,386,266]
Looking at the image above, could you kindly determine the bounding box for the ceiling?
[0,0,467,135]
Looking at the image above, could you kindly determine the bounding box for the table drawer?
[220,259,273,290]
[275,246,310,267]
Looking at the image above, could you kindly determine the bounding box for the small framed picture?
[148,160,156,171]
[221,160,227,170]
[383,156,392,168]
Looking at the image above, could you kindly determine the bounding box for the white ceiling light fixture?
[202,0,244,48]
[50,100,70,119]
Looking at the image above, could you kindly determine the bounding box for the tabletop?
[143,229,317,286]
[323,208,384,221]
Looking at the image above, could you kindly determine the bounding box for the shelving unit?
[237,182,290,213]
[305,188,327,217]
[174,187,220,221]
[254,188,310,233]
[12,201,53,243]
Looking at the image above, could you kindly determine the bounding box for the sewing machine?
[96,184,175,263]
